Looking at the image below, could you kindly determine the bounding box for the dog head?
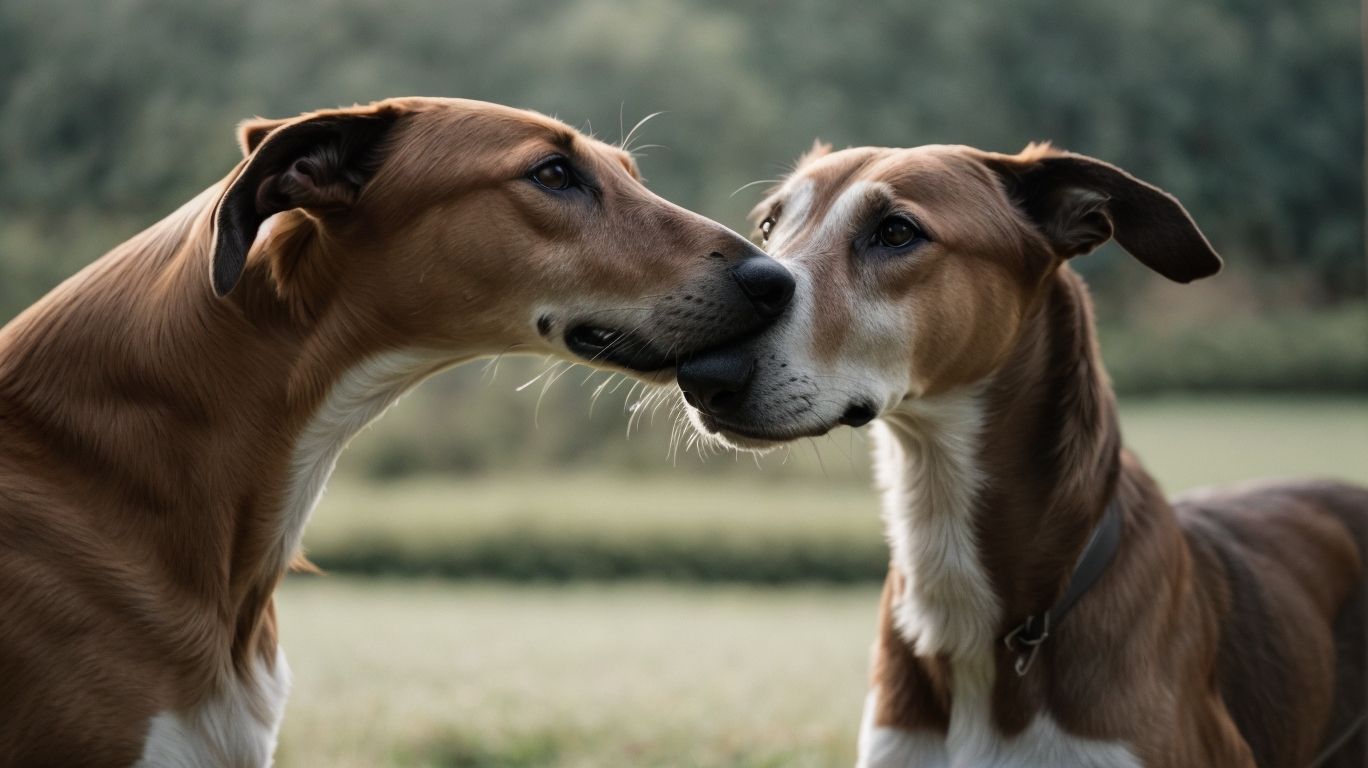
[209,97,793,376]
[677,142,1219,449]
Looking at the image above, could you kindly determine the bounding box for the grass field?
[274,398,1368,765]
[302,397,1368,582]
[276,579,877,767]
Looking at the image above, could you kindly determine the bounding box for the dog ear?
[984,143,1221,283]
[236,117,291,157]
[210,107,399,297]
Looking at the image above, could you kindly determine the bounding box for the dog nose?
[677,353,755,417]
[730,255,795,319]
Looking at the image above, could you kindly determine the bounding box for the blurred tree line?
[1,0,1364,478]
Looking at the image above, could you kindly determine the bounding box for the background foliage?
[5,3,1366,765]
[1,0,1364,298]
[2,0,1363,481]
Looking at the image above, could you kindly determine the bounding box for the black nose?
[677,353,755,417]
[730,255,795,319]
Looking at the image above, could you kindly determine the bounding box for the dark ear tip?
[1171,252,1223,284]
[211,267,240,297]
[210,232,246,297]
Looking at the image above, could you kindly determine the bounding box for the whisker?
[478,345,517,385]
[807,438,829,480]
[621,111,666,154]
[586,371,611,418]
[730,178,781,198]
[516,357,560,392]
[533,362,570,428]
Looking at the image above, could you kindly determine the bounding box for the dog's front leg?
[856,687,950,768]
[856,570,952,768]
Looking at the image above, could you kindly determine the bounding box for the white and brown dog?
[0,97,795,766]
[678,142,1367,767]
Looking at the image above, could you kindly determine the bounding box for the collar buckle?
[998,497,1124,677]
[1004,611,1050,676]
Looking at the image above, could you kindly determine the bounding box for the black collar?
[1003,498,1124,676]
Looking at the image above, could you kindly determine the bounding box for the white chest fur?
[136,647,292,768]
[276,349,442,573]
[138,350,442,766]
[873,391,999,660]
[858,666,1142,767]
[862,393,1141,767]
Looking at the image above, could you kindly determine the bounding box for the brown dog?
[0,97,794,766]
[677,142,1366,767]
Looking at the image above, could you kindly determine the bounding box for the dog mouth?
[564,324,673,372]
[564,322,777,375]
[689,409,833,450]
[686,401,880,451]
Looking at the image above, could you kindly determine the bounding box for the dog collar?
[1003,498,1124,676]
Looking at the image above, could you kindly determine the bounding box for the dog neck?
[0,184,455,672]
[874,267,1122,661]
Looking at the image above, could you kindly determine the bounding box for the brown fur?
[857,147,1368,766]
[0,97,781,765]
[713,142,1365,765]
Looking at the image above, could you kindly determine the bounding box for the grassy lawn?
[276,397,1367,765]
[276,579,876,768]
[1117,396,1368,491]
[302,397,1368,581]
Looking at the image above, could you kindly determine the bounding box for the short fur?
[0,97,785,765]
[682,143,1367,766]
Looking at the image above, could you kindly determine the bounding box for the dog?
[0,97,794,766]
[676,141,1367,767]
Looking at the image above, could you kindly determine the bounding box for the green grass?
[275,579,876,768]
[277,397,1368,765]
[1117,396,1368,491]
[304,473,885,582]
[304,397,1368,582]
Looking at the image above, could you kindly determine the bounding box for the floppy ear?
[236,117,291,157]
[985,144,1221,283]
[210,107,398,297]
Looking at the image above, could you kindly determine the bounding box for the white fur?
[744,162,1141,768]
[818,181,892,244]
[858,689,950,768]
[276,349,444,572]
[859,392,1141,767]
[857,664,1143,767]
[136,647,291,768]
[137,350,446,765]
[857,659,1142,768]
[874,391,999,659]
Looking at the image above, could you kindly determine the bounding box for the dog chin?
[685,409,832,453]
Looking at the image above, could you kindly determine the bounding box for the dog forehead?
[790,146,993,202]
[864,146,1001,203]
[786,146,884,198]
[771,146,979,229]
[413,103,638,179]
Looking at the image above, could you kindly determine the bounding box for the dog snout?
[729,254,795,320]
[677,352,755,417]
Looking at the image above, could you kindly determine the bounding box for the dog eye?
[530,159,573,191]
[759,216,777,242]
[874,216,925,249]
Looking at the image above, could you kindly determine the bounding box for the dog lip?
[694,411,834,444]
[564,324,672,372]
[566,325,621,350]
